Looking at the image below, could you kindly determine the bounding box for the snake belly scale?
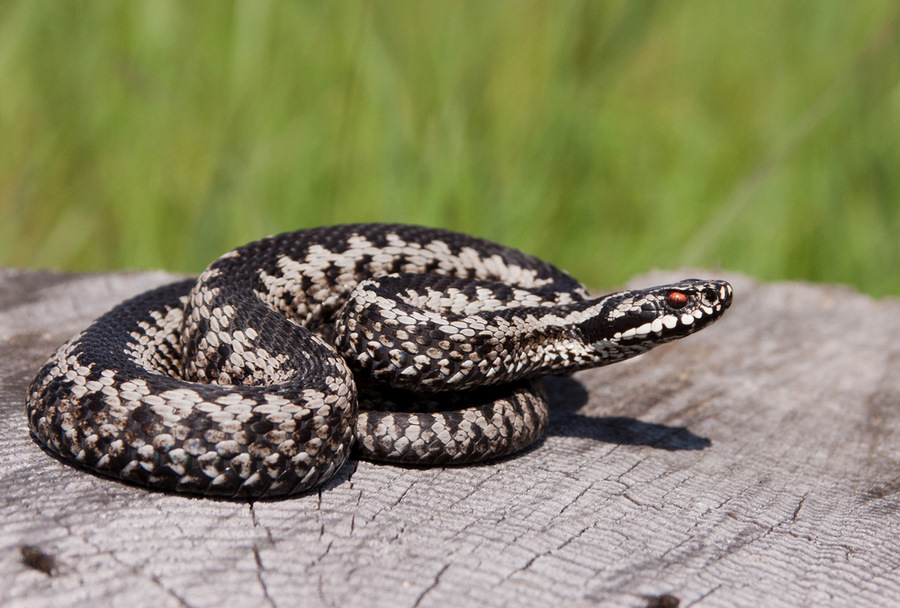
[26,224,733,498]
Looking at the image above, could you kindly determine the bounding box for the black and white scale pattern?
[26,224,733,498]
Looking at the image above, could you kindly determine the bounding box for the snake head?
[581,278,733,364]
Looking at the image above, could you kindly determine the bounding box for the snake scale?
[26,224,732,498]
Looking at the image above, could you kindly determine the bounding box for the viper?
[26,224,732,498]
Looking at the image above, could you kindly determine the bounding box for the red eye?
[666,291,689,309]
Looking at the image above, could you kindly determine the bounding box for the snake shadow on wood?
[544,377,712,452]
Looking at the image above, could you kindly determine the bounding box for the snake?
[26,224,733,498]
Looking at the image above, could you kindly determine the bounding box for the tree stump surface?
[1,267,898,608]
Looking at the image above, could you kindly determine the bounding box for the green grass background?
[1,1,898,294]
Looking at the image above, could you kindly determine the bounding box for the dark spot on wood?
[20,545,57,576]
[645,594,680,608]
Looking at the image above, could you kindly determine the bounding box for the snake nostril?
[701,288,718,306]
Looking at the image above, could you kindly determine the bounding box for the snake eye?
[665,291,689,309]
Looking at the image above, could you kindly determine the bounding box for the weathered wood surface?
[2,267,899,608]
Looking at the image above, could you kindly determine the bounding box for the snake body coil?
[26,224,732,498]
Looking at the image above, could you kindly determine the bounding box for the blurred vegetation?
[1,1,898,294]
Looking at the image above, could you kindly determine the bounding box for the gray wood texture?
[2,267,898,608]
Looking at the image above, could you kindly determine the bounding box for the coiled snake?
[26,224,732,498]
